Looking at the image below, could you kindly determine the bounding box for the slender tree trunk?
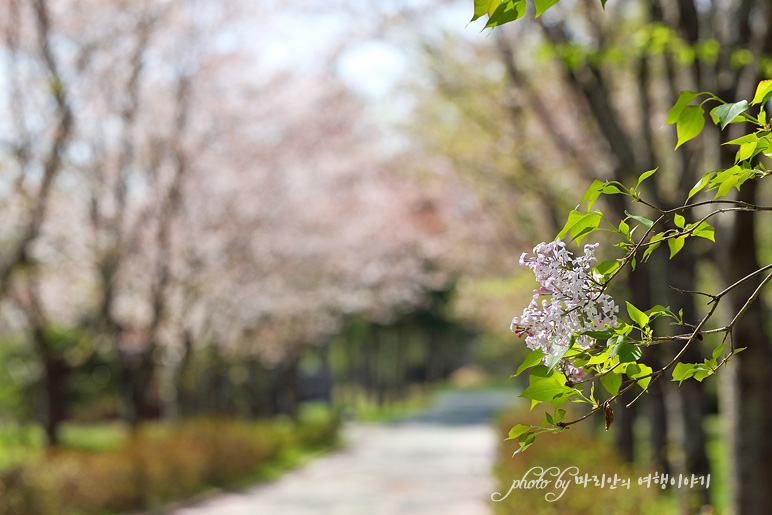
[665,251,711,509]
[721,181,772,515]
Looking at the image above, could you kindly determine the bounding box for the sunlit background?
[1,0,771,513]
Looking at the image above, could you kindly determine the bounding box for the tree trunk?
[33,329,68,448]
[665,250,711,509]
[721,181,772,515]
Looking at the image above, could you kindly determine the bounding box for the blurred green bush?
[0,410,339,515]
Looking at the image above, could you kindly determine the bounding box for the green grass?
[0,421,129,470]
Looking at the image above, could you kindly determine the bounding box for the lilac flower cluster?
[511,239,619,378]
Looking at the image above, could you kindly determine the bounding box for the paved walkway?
[172,390,515,515]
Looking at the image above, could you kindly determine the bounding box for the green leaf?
[535,0,559,18]
[506,424,532,440]
[599,0,607,8]
[513,431,536,455]
[544,344,570,371]
[668,236,685,258]
[627,363,652,390]
[529,365,565,385]
[692,221,715,241]
[586,349,611,365]
[581,180,605,210]
[674,214,685,229]
[594,260,620,277]
[725,134,759,146]
[751,80,772,106]
[713,100,749,130]
[626,301,650,327]
[672,362,696,384]
[738,141,758,162]
[641,240,661,263]
[581,329,616,339]
[615,343,642,363]
[520,377,573,402]
[516,350,546,377]
[472,0,499,21]
[485,0,526,28]
[666,91,700,125]
[687,172,714,201]
[712,343,728,360]
[625,210,654,228]
[636,168,658,189]
[600,372,622,396]
[676,105,705,149]
[602,184,625,195]
[554,409,565,424]
[558,210,583,239]
[568,212,603,244]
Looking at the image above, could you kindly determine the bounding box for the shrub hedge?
[0,411,339,515]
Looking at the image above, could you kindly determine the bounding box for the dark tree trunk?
[665,250,711,509]
[33,329,68,447]
[721,181,772,515]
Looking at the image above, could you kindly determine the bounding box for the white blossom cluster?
[511,239,619,365]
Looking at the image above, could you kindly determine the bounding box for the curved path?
[172,389,515,515]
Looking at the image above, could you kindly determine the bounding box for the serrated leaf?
[516,350,546,377]
[668,236,685,258]
[751,80,772,106]
[676,105,705,149]
[713,100,749,130]
[535,0,559,18]
[600,372,622,396]
[666,91,700,125]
